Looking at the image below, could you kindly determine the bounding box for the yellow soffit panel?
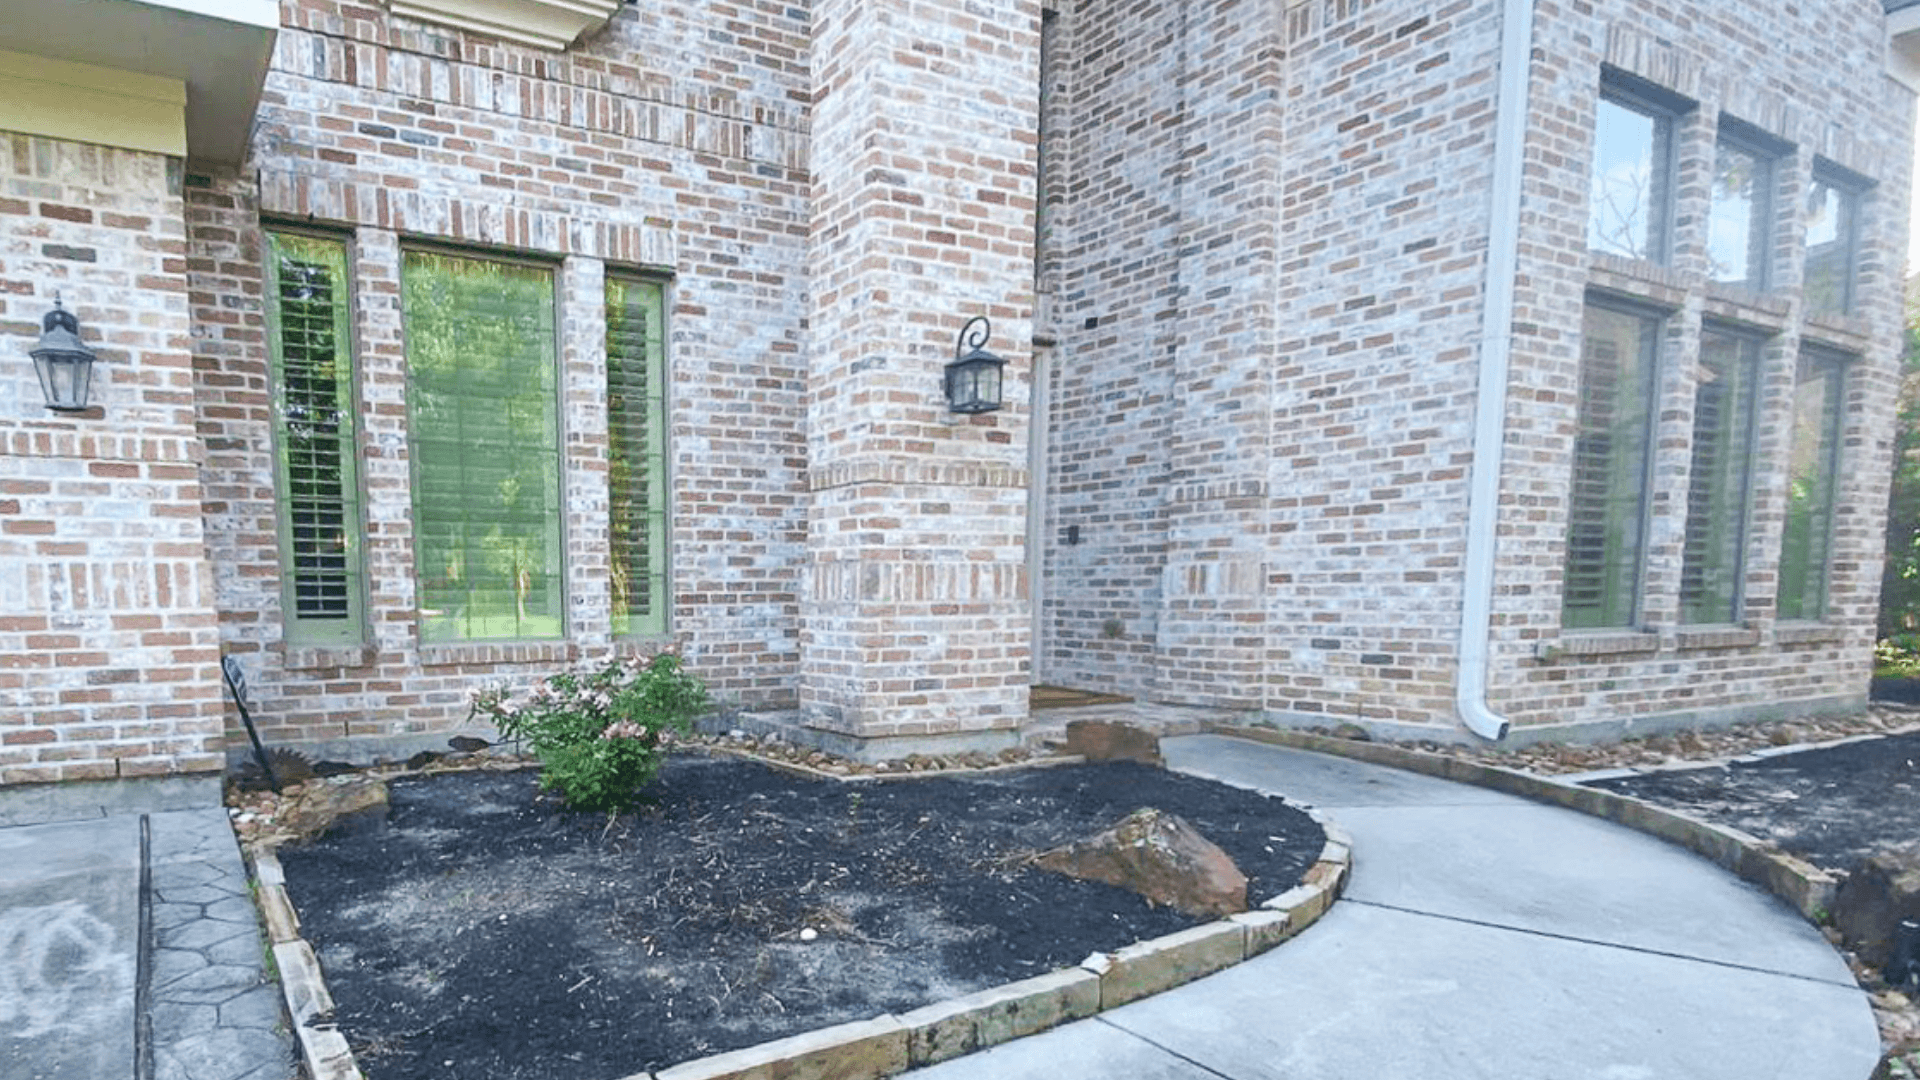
[388,0,622,50]
[0,49,187,157]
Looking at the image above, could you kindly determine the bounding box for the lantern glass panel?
[34,351,93,411]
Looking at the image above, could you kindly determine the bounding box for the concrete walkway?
[1,734,1883,1080]
[0,807,293,1080]
[912,733,1881,1079]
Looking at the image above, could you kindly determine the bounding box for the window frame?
[262,227,369,647]
[1562,293,1667,631]
[1677,323,1766,626]
[1587,70,1687,265]
[399,244,569,645]
[605,272,672,640]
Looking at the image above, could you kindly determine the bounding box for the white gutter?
[1455,0,1536,742]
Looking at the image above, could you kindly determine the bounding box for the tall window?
[1679,327,1762,624]
[1564,301,1662,629]
[265,232,364,645]
[1588,82,1676,262]
[403,251,563,643]
[606,276,669,638]
[1707,129,1774,290]
[1778,348,1848,621]
[1804,165,1863,319]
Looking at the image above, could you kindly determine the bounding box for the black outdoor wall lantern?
[31,298,98,413]
[945,315,1005,414]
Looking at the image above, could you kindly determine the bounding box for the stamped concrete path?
[1,807,291,1080]
[912,733,1881,1080]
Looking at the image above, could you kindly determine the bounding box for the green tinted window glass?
[607,276,669,638]
[265,232,364,645]
[1679,329,1761,624]
[1778,350,1847,621]
[1564,302,1660,629]
[403,251,562,642]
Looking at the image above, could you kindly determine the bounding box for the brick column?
[0,136,224,798]
[800,0,1041,756]
[1151,1,1283,708]
[559,255,613,654]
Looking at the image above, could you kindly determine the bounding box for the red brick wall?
[798,0,1041,751]
[1038,0,1912,740]
[0,137,225,785]
[187,0,813,755]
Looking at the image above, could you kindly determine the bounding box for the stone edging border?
[245,761,1353,1080]
[1208,723,1839,922]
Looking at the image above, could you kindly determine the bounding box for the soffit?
[0,0,278,166]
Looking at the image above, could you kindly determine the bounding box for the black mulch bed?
[277,754,1323,1080]
[1584,730,1920,874]
[1872,676,1920,705]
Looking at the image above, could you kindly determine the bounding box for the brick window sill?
[612,637,678,657]
[418,640,578,668]
[1588,254,1690,308]
[283,645,375,671]
[1773,623,1848,647]
[1700,287,1790,327]
[1535,631,1662,662]
[1672,626,1762,651]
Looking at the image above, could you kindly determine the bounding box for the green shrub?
[1876,636,1920,679]
[472,652,708,812]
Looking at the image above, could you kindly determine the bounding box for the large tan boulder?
[1036,808,1247,918]
[1064,720,1163,766]
[274,776,391,842]
[1835,842,1920,982]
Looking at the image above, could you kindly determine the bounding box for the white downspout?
[1455,0,1536,742]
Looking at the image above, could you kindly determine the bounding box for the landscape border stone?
[246,746,1352,1080]
[1209,722,1837,920]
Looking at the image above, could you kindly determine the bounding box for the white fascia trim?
[389,0,622,50]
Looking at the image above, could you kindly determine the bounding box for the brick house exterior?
[1,0,1915,815]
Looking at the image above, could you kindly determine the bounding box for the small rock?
[1037,807,1249,918]
[799,928,818,942]
[1330,723,1372,742]
[448,735,491,753]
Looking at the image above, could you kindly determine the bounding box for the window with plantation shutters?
[1779,348,1848,621]
[265,232,365,645]
[1563,300,1660,630]
[606,276,669,638]
[1679,327,1762,625]
[403,250,563,643]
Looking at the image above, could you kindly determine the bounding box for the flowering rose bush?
[472,652,708,812]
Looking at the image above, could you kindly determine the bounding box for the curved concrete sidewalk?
[910,733,1880,1079]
